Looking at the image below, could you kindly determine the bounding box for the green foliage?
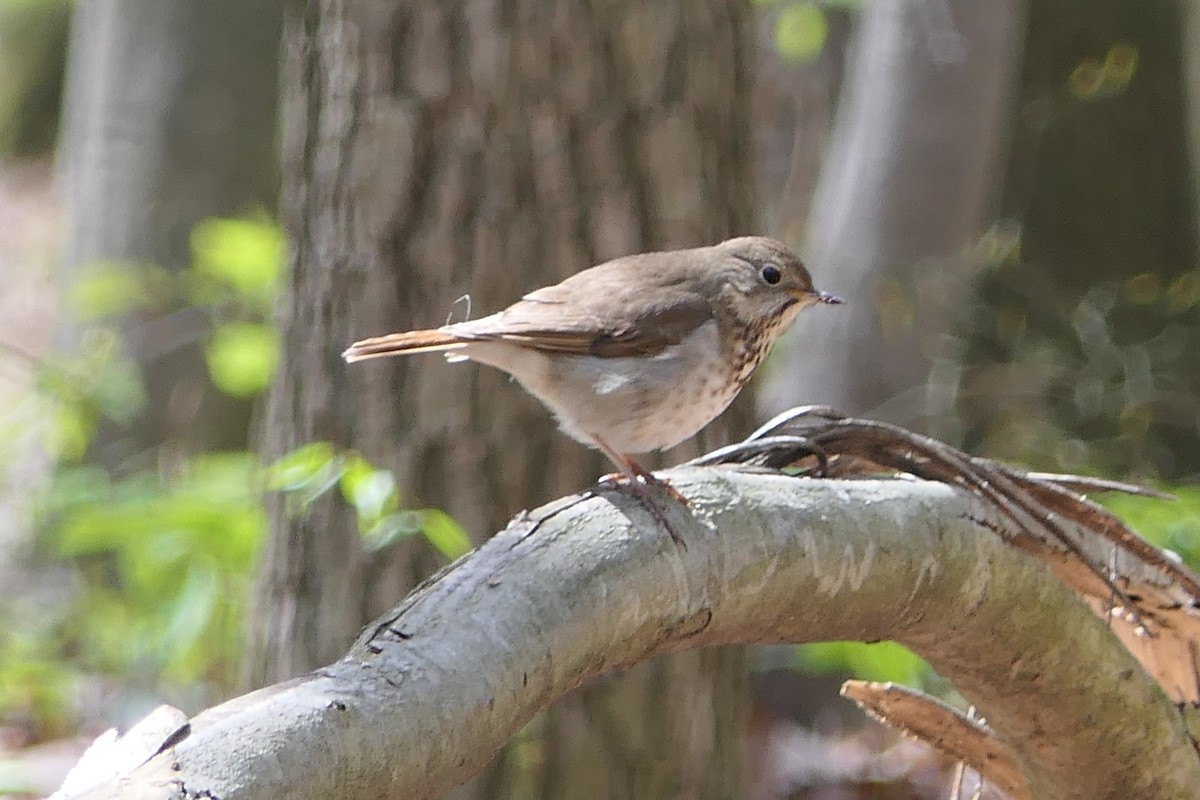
[5,437,468,729]
[28,328,148,462]
[0,624,76,734]
[20,217,285,472]
[42,454,264,686]
[754,0,861,62]
[1069,43,1138,99]
[189,217,285,316]
[960,10,1200,480]
[797,640,930,687]
[3,215,468,735]
[65,216,285,401]
[267,443,473,560]
[1100,484,1200,571]
[205,322,280,398]
[190,218,284,394]
[774,4,828,62]
[68,261,172,320]
[966,269,1200,476]
[418,510,473,560]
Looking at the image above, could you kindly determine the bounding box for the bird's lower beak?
[814,290,843,305]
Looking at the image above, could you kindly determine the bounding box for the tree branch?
[57,470,1200,800]
[841,680,1027,799]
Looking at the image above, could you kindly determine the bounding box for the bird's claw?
[597,472,688,547]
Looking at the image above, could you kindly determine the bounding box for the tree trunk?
[59,0,281,462]
[762,0,1026,441]
[751,6,852,242]
[251,1,756,796]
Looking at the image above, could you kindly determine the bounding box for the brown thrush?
[343,236,840,538]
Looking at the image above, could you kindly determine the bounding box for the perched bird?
[344,236,840,538]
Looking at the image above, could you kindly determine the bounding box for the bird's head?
[715,236,841,327]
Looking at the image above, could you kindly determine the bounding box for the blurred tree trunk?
[250,1,755,797]
[762,0,1025,441]
[963,0,1200,476]
[751,6,852,243]
[59,0,281,464]
[1185,3,1200,246]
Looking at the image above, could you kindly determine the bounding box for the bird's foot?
[601,461,689,504]
[597,469,688,547]
[590,436,689,546]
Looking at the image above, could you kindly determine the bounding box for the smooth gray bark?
[56,472,1200,800]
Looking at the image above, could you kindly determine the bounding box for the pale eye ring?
[761,265,782,285]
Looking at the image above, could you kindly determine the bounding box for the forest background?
[2,0,1200,797]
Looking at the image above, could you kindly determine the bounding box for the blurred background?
[2,0,1200,798]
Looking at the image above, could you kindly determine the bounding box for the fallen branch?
[55,468,1200,800]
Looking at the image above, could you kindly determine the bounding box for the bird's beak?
[814,290,842,305]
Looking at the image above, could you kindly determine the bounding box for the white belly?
[461,321,737,455]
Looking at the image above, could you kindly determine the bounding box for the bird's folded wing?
[447,274,714,358]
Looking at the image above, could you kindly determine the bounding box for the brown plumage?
[343,329,468,360]
[344,236,840,538]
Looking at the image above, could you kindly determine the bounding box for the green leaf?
[341,463,398,530]
[798,641,929,685]
[361,510,425,552]
[265,443,350,512]
[337,454,376,504]
[265,442,337,491]
[191,218,284,308]
[161,560,220,657]
[1101,484,1200,570]
[34,445,268,706]
[183,452,264,506]
[204,322,280,397]
[68,261,171,320]
[293,462,348,511]
[45,401,95,462]
[39,465,111,513]
[90,358,147,425]
[420,509,473,560]
[774,3,828,62]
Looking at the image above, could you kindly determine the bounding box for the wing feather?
[446,252,714,357]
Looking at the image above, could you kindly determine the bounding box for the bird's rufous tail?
[342,329,469,362]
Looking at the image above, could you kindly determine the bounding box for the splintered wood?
[697,405,1200,795]
[695,405,1200,704]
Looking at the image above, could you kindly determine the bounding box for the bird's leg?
[591,436,687,546]
[617,458,689,505]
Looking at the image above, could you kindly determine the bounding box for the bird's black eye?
[761,265,782,285]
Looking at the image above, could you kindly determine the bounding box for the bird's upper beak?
[813,290,842,305]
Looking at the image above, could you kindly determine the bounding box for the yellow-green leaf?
[191,218,284,306]
[204,322,280,398]
[775,3,828,62]
[421,509,473,560]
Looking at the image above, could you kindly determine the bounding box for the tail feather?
[342,329,469,362]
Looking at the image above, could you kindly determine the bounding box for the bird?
[343,236,840,540]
